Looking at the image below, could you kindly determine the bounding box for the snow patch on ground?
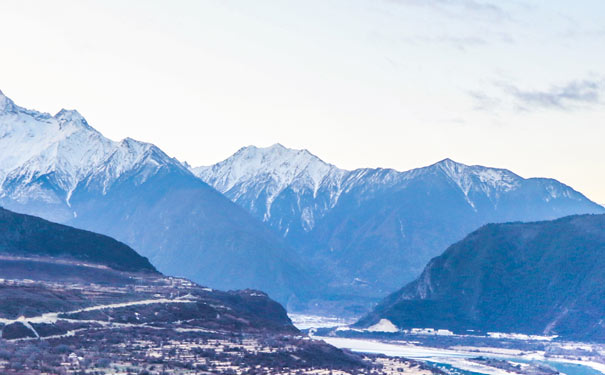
[487,332,557,341]
[0,298,197,327]
[366,319,399,333]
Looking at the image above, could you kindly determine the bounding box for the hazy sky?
[1,1,604,202]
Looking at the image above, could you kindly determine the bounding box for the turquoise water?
[430,358,604,375]
[321,337,603,375]
[503,357,604,375]
[545,361,603,375]
[435,351,597,374]
[428,361,486,375]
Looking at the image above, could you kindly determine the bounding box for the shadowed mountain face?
[195,145,605,312]
[0,206,156,274]
[356,214,605,342]
[0,208,393,375]
[0,91,313,305]
[68,166,316,304]
[0,206,298,336]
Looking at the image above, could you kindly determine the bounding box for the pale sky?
[0,0,604,203]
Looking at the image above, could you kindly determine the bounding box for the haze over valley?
[1,1,604,374]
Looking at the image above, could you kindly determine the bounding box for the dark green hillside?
[0,207,157,273]
[357,214,605,341]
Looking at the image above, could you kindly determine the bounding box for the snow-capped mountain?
[0,90,313,305]
[0,90,184,220]
[194,144,340,199]
[194,145,597,238]
[194,145,605,313]
[3,86,603,314]
[193,144,347,238]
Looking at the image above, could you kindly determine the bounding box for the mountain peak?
[435,157,456,164]
[54,108,95,131]
[121,136,149,147]
[0,93,189,203]
[432,157,468,174]
[431,158,467,169]
[193,144,342,210]
[214,144,335,178]
[429,158,518,180]
[235,143,318,159]
[265,143,314,155]
[0,89,16,113]
[268,142,287,150]
[55,108,84,119]
[427,158,524,200]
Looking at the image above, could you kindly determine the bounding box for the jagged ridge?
[194,144,604,313]
[0,90,313,305]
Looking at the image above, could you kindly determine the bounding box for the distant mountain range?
[2,89,604,313]
[0,90,312,305]
[356,214,605,342]
[194,144,604,313]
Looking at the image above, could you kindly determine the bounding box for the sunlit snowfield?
[291,315,605,375]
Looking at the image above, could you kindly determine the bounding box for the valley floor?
[291,315,605,375]
[0,327,444,375]
[0,275,445,375]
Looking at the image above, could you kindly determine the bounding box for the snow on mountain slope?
[194,144,604,313]
[0,90,314,305]
[0,94,315,303]
[193,144,348,231]
[0,90,185,208]
[433,158,520,196]
[194,146,591,236]
[194,144,339,195]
